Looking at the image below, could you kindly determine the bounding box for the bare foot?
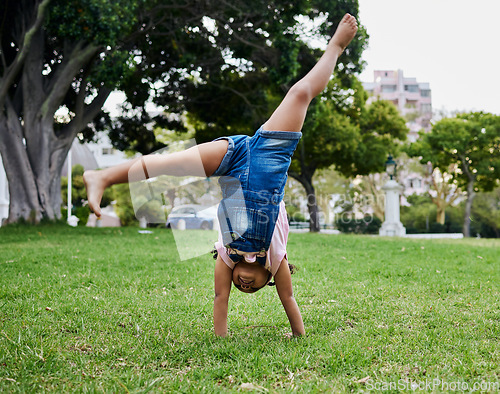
[83,170,105,218]
[330,13,358,53]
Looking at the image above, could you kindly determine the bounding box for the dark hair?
[211,249,297,288]
[266,263,297,286]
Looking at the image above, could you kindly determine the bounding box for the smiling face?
[228,248,267,265]
[232,261,272,293]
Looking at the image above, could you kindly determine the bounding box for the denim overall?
[212,127,302,254]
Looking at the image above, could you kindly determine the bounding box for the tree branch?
[0,0,51,108]
[458,153,475,183]
[80,86,112,126]
[41,42,99,118]
[206,80,253,108]
[57,85,112,144]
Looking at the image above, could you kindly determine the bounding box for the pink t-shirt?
[214,201,288,277]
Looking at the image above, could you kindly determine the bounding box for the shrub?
[336,215,382,234]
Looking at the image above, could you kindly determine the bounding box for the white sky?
[358,0,500,115]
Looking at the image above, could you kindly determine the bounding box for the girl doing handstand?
[84,14,358,337]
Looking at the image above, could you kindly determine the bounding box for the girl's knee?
[288,82,313,106]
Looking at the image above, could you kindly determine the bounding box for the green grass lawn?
[0,225,499,392]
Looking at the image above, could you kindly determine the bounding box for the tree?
[427,166,462,224]
[471,187,500,238]
[0,0,151,223]
[289,81,408,232]
[408,112,500,237]
[351,173,385,221]
[1,0,369,224]
[114,1,371,232]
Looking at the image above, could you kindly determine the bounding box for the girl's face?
[230,250,271,293]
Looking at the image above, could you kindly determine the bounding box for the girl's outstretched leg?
[83,139,228,217]
[263,13,358,133]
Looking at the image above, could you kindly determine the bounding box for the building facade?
[363,69,432,143]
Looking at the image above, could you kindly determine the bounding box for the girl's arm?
[213,255,233,337]
[274,257,305,337]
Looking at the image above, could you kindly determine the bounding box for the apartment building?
[363,69,432,143]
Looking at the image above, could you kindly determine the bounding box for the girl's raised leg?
[263,13,358,133]
[83,139,228,217]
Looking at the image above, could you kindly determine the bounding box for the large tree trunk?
[0,20,106,224]
[0,105,42,223]
[0,103,73,223]
[436,205,446,225]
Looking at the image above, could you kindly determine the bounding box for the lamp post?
[379,155,406,237]
[385,155,396,180]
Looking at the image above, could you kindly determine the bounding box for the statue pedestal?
[379,180,406,237]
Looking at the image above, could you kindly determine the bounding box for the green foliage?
[407,112,500,236]
[335,215,381,234]
[111,184,138,226]
[353,100,409,175]
[45,0,143,47]
[401,190,500,238]
[401,194,462,235]
[408,112,500,192]
[107,112,167,154]
[133,197,168,226]
[44,0,144,93]
[470,187,500,238]
[299,93,360,172]
[76,206,91,226]
[288,81,407,231]
[61,165,85,208]
[142,0,368,146]
[285,204,307,222]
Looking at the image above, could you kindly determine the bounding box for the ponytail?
[267,263,297,286]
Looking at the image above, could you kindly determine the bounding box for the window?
[381,85,397,93]
[404,84,419,93]
[408,178,422,189]
[176,207,196,215]
[102,147,115,155]
[421,103,432,113]
[420,89,431,97]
